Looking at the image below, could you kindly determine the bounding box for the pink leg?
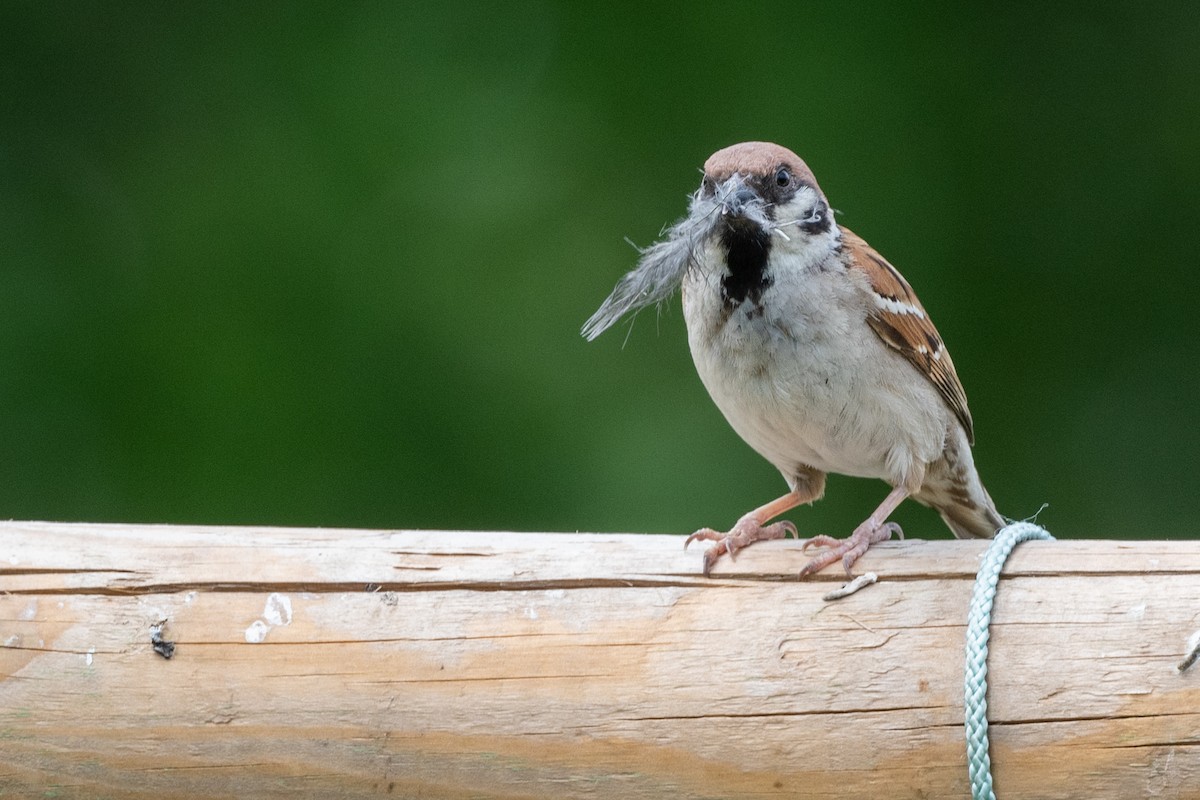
[798,486,910,578]
[685,489,810,577]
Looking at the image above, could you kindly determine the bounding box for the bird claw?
[684,529,737,575]
[798,521,903,578]
[686,519,798,577]
[683,528,720,550]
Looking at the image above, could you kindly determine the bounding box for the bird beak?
[717,175,760,218]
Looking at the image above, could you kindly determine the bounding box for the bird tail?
[937,488,1005,539]
[919,426,1005,540]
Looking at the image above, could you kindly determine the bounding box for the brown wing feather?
[840,227,975,444]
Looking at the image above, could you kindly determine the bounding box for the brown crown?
[703,142,824,198]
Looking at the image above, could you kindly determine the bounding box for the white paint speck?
[244,593,294,643]
[546,589,566,600]
[7,554,17,565]
[1128,603,1146,619]
[4,635,19,648]
[262,593,292,627]
[184,591,197,604]
[19,600,37,621]
[85,647,95,667]
[525,607,539,620]
[244,619,271,644]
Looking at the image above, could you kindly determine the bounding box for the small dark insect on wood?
[149,619,176,660]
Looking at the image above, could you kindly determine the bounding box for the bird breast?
[681,246,951,489]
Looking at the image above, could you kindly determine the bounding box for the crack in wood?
[0,644,114,656]
[391,551,498,557]
[996,710,1200,726]
[1,578,713,595]
[362,674,614,684]
[0,568,138,576]
[1100,741,1200,749]
[622,705,945,722]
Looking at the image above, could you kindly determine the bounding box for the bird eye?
[774,167,791,187]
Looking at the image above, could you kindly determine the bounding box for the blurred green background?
[1,3,1197,541]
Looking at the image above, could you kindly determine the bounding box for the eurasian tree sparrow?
[584,141,1004,577]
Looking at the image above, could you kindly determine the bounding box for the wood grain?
[1,522,1198,798]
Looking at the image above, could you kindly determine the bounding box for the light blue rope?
[964,521,1055,800]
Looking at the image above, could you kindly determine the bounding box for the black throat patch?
[720,222,773,310]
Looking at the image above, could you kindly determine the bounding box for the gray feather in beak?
[581,175,768,341]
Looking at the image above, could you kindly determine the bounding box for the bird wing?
[840,226,975,444]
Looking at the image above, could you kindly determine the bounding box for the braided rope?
[964,521,1055,800]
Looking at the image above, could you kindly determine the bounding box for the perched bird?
[583,141,1004,577]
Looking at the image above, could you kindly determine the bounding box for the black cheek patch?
[798,200,831,235]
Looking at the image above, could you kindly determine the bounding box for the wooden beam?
[1,521,1198,798]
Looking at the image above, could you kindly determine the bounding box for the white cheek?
[773,189,825,232]
[788,186,820,214]
[792,186,824,221]
[771,192,838,265]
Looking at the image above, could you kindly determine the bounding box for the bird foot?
[685,517,798,576]
[798,520,903,578]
